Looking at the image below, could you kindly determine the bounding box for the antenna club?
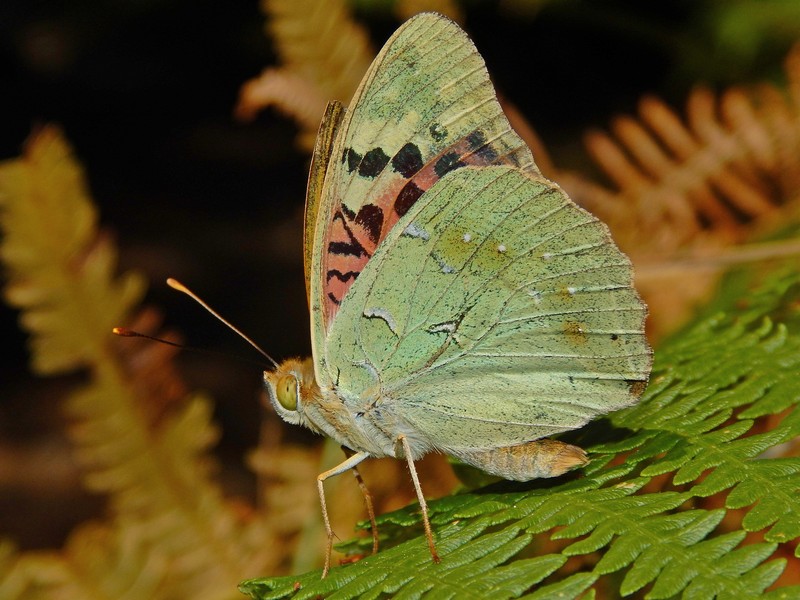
[166,277,188,293]
[112,327,134,336]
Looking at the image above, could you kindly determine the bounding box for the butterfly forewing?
[325,166,651,450]
[311,13,540,349]
[304,101,346,304]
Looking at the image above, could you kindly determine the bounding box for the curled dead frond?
[236,68,331,149]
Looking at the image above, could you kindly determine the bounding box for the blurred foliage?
[2,1,800,599]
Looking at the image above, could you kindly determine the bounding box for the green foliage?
[705,0,800,74]
[240,271,800,598]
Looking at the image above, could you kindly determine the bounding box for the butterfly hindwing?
[311,13,540,346]
[324,166,651,451]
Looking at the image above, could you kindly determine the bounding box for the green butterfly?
[264,12,652,575]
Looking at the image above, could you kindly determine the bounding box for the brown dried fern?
[0,127,296,599]
[549,45,800,340]
[236,0,374,149]
[574,86,797,251]
[236,0,463,150]
[6,524,167,599]
[0,129,145,375]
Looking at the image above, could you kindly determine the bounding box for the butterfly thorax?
[264,357,407,458]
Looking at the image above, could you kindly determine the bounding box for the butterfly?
[263,12,652,576]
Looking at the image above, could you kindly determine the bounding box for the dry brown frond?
[0,127,303,598]
[550,44,800,340]
[237,0,465,151]
[236,0,374,150]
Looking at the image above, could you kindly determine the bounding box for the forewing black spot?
[434,152,466,178]
[328,240,367,257]
[476,144,499,162]
[327,292,341,306]
[355,204,384,244]
[391,143,424,178]
[395,181,424,217]
[429,123,448,142]
[466,130,487,149]
[329,210,368,257]
[327,269,359,283]
[344,148,362,173]
[467,130,499,162]
[358,147,390,178]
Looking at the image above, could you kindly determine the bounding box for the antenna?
[112,327,184,348]
[162,278,279,369]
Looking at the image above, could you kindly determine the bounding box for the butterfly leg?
[397,434,440,564]
[317,450,370,577]
[342,446,379,555]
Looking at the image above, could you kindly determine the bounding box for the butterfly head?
[263,357,319,428]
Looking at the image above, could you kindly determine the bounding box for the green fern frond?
[240,271,800,599]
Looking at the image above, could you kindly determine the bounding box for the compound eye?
[275,374,298,411]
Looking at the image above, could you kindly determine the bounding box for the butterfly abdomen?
[455,439,589,481]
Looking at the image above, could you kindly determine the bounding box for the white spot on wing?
[430,123,447,139]
[542,252,553,261]
[567,286,577,295]
[462,232,472,242]
[363,307,398,335]
[527,289,543,304]
[354,360,380,384]
[432,252,456,274]
[428,321,456,334]
[497,244,506,253]
[439,261,456,274]
[403,222,430,240]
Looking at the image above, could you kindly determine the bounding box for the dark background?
[0,0,793,549]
